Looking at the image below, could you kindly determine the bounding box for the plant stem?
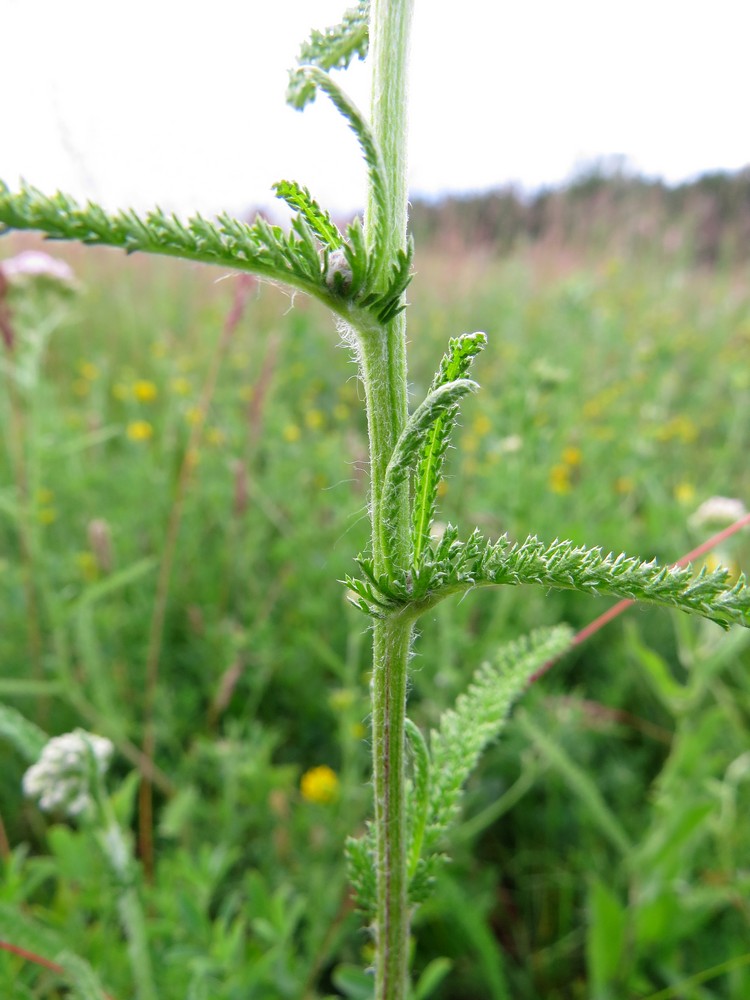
[371,614,412,999]
[363,1,415,997]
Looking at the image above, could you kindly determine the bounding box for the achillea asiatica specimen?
[2,3,750,998]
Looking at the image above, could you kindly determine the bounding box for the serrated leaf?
[292,68,390,279]
[0,182,339,310]
[287,1,370,110]
[345,828,376,915]
[273,180,344,250]
[424,627,573,859]
[405,719,431,878]
[412,333,487,562]
[381,379,478,573]
[410,532,750,631]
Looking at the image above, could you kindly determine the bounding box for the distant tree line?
[408,163,750,265]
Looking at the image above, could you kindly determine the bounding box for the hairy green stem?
[363,1,415,998]
[371,615,412,999]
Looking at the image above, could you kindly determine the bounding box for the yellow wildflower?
[305,408,325,430]
[38,507,57,525]
[78,361,99,380]
[185,406,203,426]
[72,379,90,397]
[674,482,696,504]
[615,476,635,495]
[549,464,572,494]
[112,382,130,401]
[472,414,492,437]
[127,420,154,442]
[133,380,158,403]
[300,765,339,805]
[562,446,583,466]
[205,427,226,446]
[170,376,191,396]
[283,424,301,443]
[75,552,99,582]
[654,415,698,444]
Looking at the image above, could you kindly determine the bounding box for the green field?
[2,237,750,998]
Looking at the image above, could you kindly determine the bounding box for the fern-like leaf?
[293,67,390,279]
[405,627,573,906]
[380,379,479,574]
[359,237,415,324]
[340,215,370,299]
[272,179,344,250]
[345,823,377,915]
[411,333,487,562]
[405,718,431,879]
[0,181,341,306]
[347,526,750,632]
[413,532,750,630]
[420,626,573,878]
[287,1,370,110]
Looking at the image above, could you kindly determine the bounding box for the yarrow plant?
[18,727,158,1000]
[2,3,750,998]
[22,729,114,818]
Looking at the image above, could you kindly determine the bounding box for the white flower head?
[690,496,747,529]
[22,729,114,818]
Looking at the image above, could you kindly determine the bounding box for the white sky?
[3,0,749,219]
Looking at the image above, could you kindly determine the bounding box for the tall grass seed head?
[23,729,114,818]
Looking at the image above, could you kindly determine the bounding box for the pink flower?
[0,250,76,288]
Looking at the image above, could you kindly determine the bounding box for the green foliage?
[272,180,344,252]
[1,243,750,998]
[3,0,750,992]
[0,703,47,762]
[380,379,478,573]
[517,713,632,855]
[349,627,573,916]
[349,528,750,630]
[287,1,370,111]
[420,628,573,878]
[405,719,430,878]
[295,66,390,282]
[412,332,487,563]
[0,181,332,302]
[56,952,108,1000]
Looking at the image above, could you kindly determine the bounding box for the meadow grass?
[2,236,750,998]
